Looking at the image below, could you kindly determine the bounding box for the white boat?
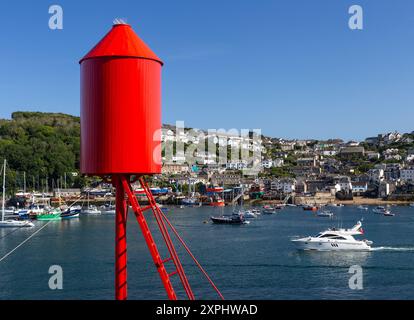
[291,221,373,251]
[4,206,16,215]
[373,206,391,215]
[317,210,334,217]
[236,210,256,219]
[82,193,101,215]
[262,205,277,214]
[1,159,35,228]
[0,219,35,228]
[410,203,414,207]
[28,204,45,216]
[82,205,101,215]
[100,197,116,214]
[327,203,343,207]
[101,204,116,215]
[357,205,369,210]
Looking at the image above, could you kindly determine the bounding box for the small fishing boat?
[207,192,225,207]
[383,211,395,217]
[357,205,369,210]
[181,197,200,206]
[262,205,276,214]
[410,203,414,207]
[317,210,334,218]
[210,199,225,207]
[61,205,81,219]
[241,210,257,219]
[210,212,248,225]
[303,205,318,212]
[373,206,388,214]
[82,192,101,214]
[37,208,62,221]
[82,205,101,215]
[15,208,30,220]
[101,204,116,215]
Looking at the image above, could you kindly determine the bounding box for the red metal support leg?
[110,175,222,300]
[114,175,128,300]
[138,177,195,300]
[120,175,178,300]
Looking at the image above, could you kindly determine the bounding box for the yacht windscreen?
[318,234,337,238]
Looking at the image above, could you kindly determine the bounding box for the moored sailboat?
[0,159,34,228]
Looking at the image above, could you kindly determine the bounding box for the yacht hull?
[292,239,372,251]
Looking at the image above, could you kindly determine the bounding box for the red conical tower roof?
[79,22,163,65]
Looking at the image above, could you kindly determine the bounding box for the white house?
[322,150,338,156]
[226,161,248,170]
[335,177,352,192]
[271,179,296,193]
[352,182,368,194]
[261,160,273,169]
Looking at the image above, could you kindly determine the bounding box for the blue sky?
[0,0,413,140]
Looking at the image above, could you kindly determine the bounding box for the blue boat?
[61,206,81,219]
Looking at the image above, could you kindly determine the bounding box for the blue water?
[1,205,414,300]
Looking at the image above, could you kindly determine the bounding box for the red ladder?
[113,174,194,300]
[112,174,224,300]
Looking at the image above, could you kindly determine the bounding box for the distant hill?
[0,112,81,193]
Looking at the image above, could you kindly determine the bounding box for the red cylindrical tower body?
[79,23,163,175]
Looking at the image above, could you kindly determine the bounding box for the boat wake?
[371,246,414,252]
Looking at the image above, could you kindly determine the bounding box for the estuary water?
[1,205,414,300]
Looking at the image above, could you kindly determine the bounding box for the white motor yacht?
[291,221,373,251]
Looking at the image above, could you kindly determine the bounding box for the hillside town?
[4,120,414,207]
[154,127,414,205]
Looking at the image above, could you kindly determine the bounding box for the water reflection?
[294,250,371,268]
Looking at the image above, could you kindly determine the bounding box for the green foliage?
[0,112,81,194]
[269,166,294,178]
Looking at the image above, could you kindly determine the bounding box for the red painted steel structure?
[80,22,223,300]
[80,23,162,175]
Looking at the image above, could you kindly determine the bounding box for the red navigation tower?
[79,21,223,300]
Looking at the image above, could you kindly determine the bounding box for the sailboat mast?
[2,159,6,222]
